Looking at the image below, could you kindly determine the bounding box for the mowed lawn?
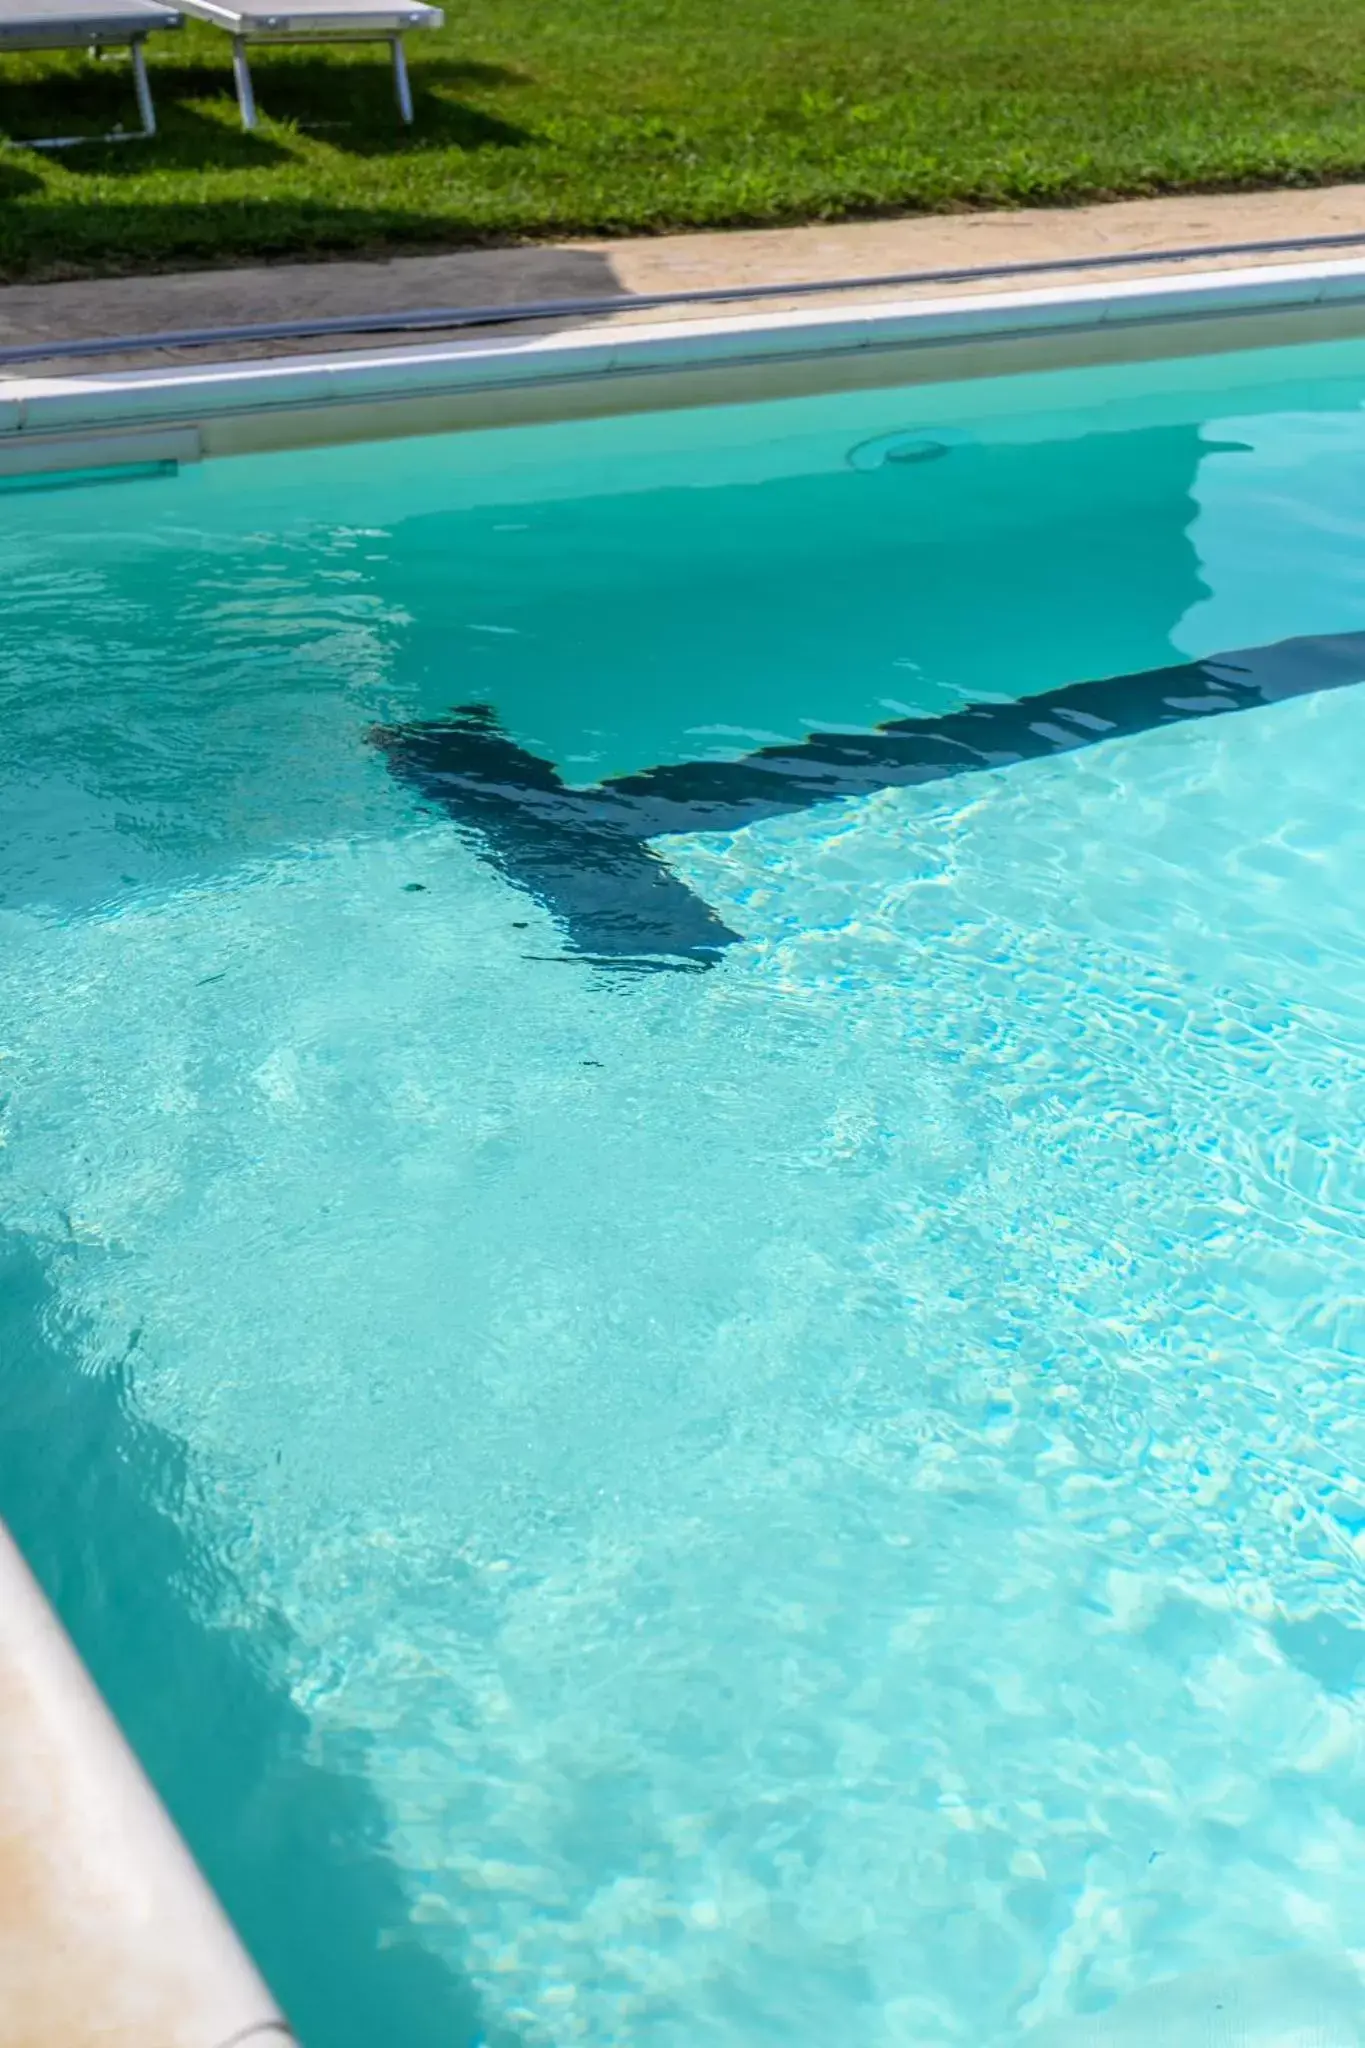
[2,0,1365,279]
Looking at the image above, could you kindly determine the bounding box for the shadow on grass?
[0,155,44,196]
[312,93,530,157]
[222,54,532,153]
[0,196,627,296]
[0,79,292,163]
[0,196,485,275]
[0,53,530,161]
[0,1226,515,2048]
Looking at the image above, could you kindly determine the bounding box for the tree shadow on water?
[0,1227,512,2048]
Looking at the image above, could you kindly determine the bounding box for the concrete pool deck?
[4,181,1365,370]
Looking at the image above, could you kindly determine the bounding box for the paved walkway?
[5,183,1365,370]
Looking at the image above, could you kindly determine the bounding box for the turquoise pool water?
[6,338,1365,2046]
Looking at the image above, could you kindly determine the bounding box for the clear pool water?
[6,337,1365,2047]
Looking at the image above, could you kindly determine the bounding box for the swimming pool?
[5,327,1365,2047]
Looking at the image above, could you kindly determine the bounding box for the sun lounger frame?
[177,0,440,127]
[0,0,182,145]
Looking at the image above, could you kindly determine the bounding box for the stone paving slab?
[4,182,1365,371]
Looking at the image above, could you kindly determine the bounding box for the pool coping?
[0,1523,294,2048]
[5,252,1365,474]
[5,246,1365,2040]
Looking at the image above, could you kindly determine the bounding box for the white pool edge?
[0,1521,295,2047]
[6,253,1365,475]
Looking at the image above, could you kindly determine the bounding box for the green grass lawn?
[3,0,1365,280]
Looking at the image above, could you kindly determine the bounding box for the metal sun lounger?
[176,0,441,128]
[0,0,182,144]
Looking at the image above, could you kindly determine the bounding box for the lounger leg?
[391,35,413,122]
[232,36,258,129]
[130,36,156,137]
